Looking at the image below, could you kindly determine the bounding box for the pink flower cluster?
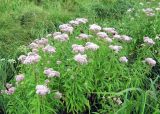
[121,35,132,42]
[105,37,113,43]
[43,45,56,54]
[1,83,16,95]
[89,24,101,33]
[76,33,92,40]
[145,58,156,67]
[30,38,48,48]
[113,34,121,40]
[69,18,88,26]
[74,53,88,64]
[44,68,60,78]
[109,45,122,53]
[103,27,118,35]
[72,44,85,53]
[119,56,128,63]
[52,32,61,37]
[113,35,132,42]
[36,85,50,96]
[18,52,41,64]
[16,74,25,83]
[97,32,108,39]
[28,38,49,53]
[59,24,74,34]
[143,37,155,45]
[85,42,99,51]
[54,33,69,42]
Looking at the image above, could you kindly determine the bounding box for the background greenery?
[0,0,160,114]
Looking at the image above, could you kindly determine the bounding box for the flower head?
[36,85,50,96]
[103,27,117,35]
[105,38,113,43]
[121,35,132,42]
[85,42,99,51]
[109,45,122,53]
[143,37,155,45]
[16,74,25,82]
[44,68,60,78]
[97,32,108,39]
[113,34,121,40]
[89,24,101,33]
[75,18,88,24]
[59,24,74,34]
[20,52,41,64]
[145,58,156,67]
[76,33,92,40]
[5,87,16,95]
[43,45,56,54]
[72,44,85,53]
[54,33,69,42]
[74,53,88,64]
[119,56,128,63]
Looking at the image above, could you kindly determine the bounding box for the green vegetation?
[0,0,160,114]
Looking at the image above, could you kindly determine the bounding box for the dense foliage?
[0,0,160,114]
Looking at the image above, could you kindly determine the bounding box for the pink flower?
[113,34,121,40]
[18,55,26,62]
[109,45,122,53]
[22,52,41,64]
[28,42,39,49]
[16,74,25,82]
[89,24,101,33]
[52,32,61,37]
[54,33,69,42]
[76,33,92,40]
[143,37,155,45]
[105,37,113,43]
[103,27,118,35]
[32,48,39,53]
[97,32,108,39]
[43,45,56,54]
[69,18,88,27]
[59,24,74,34]
[5,87,16,95]
[36,85,50,96]
[121,35,132,42]
[72,44,85,53]
[69,20,79,26]
[145,58,156,67]
[33,38,48,48]
[44,68,60,78]
[74,53,88,64]
[75,18,88,24]
[119,56,128,63]
[85,42,99,51]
